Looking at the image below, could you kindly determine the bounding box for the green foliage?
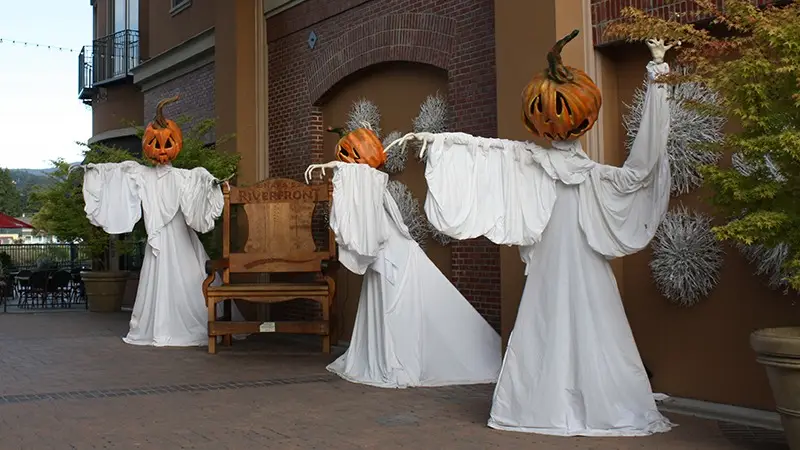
[0,252,12,273]
[606,0,800,290]
[30,118,239,269]
[0,168,22,217]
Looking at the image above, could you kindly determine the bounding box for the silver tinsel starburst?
[730,151,790,292]
[650,206,724,306]
[386,180,429,249]
[737,242,792,292]
[346,98,382,137]
[623,67,725,195]
[413,92,449,164]
[382,130,406,174]
[731,152,785,182]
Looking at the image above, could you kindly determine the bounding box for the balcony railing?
[78,29,140,101]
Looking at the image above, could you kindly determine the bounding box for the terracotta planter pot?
[81,271,129,313]
[751,327,800,449]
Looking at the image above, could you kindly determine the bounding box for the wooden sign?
[230,179,326,260]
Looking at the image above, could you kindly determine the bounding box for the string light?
[0,38,78,53]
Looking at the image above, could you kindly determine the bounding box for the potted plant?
[30,117,239,313]
[606,0,800,446]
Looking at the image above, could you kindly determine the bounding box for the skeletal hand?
[213,173,235,186]
[67,164,87,175]
[646,38,680,64]
[383,132,435,160]
[304,161,343,184]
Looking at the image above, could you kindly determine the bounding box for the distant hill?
[8,168,60,215]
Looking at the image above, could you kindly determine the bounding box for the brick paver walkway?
[0,312,788,449]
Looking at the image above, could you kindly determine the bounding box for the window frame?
[170,0,192,16]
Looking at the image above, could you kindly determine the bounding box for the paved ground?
[0,312,789,449]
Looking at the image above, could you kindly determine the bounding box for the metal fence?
[0,244,91,271]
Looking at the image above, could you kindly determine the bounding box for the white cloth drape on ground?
[326,163,502,388]
[416,61,673,436]
[83,162,241,347]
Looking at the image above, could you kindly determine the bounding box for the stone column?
[214,0,268,185]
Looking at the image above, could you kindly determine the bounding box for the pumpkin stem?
[326,126,347,138]
[154,95,180,128]
[546,29,579,84]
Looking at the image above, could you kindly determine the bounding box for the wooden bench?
[202,178,337,355]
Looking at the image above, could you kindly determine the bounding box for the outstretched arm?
[578,38,676,259]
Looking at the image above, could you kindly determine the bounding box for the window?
[170,0,192,16]
[110,0,138,33]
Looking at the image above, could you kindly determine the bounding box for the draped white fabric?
[326,163,502,388]
[417,62,673,436]
[83,162,235,347]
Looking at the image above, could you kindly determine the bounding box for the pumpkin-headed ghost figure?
[143,96,184,165]
[521,29,602,142]
[326,123,387,169]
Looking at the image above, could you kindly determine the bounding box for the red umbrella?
[0,213,32,229]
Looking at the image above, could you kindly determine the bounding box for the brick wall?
[267,0,501,328]
[592,0,781,46]
[143,63,216,143]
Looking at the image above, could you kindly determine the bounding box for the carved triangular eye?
[150,138,160,149]
[165,138,173,149]
[555,92,572,117]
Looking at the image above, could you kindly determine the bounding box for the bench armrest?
[205,258,230,276]
[320,259,340,275]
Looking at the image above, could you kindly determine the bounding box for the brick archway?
[307,13,456,105]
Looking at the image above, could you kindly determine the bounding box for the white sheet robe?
[83,162,239,347]
[325,163,502,388]
[416,61,674,436]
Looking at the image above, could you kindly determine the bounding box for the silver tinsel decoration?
[737,242,792,292]
[650,206,724,306]
[730,152,791,292]
[731,152,785,182]
[413,92,449,164]
[413,91,448,134]
[623,68,725,195]
[428,227,452,247]
[346,98,382,137]
[386,180,429,249]
[382,130,406,174]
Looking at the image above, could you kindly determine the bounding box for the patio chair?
[15,270,33,309]
[28,271,50,308]
[70,268,88,308]
[49,270,73,308]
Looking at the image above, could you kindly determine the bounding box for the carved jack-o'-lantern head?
[521,29,602,142]
[326,124,386,169]
[142,96,184,165]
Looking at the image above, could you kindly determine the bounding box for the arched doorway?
[320,61,450,343]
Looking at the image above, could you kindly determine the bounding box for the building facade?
[80,0,793,413]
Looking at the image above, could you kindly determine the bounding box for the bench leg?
[222,299,233,347]
[321,296,331,354]
[207,298,217,355]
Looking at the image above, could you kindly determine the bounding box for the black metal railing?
[78,46,93,99]
[0,243,91,271]
[77,29,140,100]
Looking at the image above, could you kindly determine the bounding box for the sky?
[0,0,92,169]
